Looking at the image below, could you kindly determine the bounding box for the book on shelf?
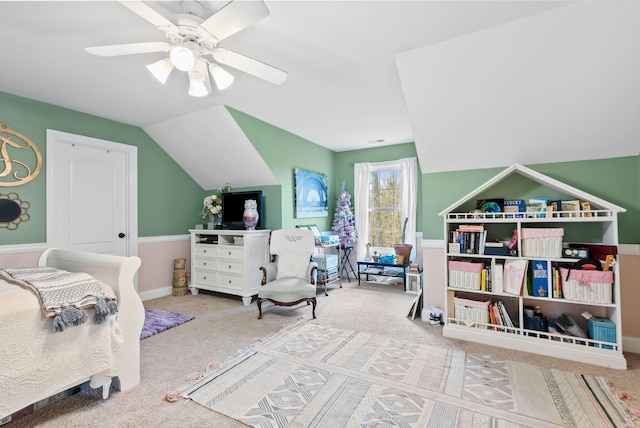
[504,199,525,218]
[497,301,515,329]
[491,304,504,330]
[551,266,563,298]
[458,224,485,231]
[548,200,563,218]
[484,241,510,256]
[561,199,581,217]
[531,260,549,298]
[481,268,487,291]
[457,228,486,255]
[488,305,497,325]
[476,198,504,215]
[493,263,504,294]
[504,259,528,295]
[526,197,548,218]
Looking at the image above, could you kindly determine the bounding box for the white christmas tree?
[332,183,357,247]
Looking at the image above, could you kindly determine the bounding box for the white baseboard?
[139,286,173,302]
[623,336,640,354]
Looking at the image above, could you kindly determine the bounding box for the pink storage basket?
[521,228,564,258]
[559,267,614,304]
[448,260,483,290]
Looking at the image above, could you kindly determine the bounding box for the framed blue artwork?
[294,168,328,218]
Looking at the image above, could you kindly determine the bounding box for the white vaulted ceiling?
[0,1,638,190]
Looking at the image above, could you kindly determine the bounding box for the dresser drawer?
[194,257,217,270]
[194,270,217,286]
[218,246,244,260]
[195,244,218,257]
[218,273,244,291]
[217,259,243,275]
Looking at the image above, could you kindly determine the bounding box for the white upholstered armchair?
[257,229,318,319]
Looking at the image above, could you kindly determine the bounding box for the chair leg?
[257,298,263,319]
[310,297,317,319]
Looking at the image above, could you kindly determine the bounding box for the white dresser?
[189,229,271,305]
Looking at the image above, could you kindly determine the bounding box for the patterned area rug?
[140,308,194,340]
[180,322,638,427]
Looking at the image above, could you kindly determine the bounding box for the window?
[368,167,402,249]
[354,158,417,260]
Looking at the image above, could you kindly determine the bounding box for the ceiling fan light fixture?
[209,63,234,91]
[146,58,174,84]
[170,45,196,71]
[188,61,211,97]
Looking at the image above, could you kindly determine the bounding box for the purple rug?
[140,308,195,340]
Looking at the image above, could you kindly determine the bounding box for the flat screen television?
[221,190,264,230]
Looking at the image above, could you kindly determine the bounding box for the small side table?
[357,260,411,290]
[340,246,356,282]
[405,271,423,294]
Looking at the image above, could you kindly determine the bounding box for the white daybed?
[0,248,144,420]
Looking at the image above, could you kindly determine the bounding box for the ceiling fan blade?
[85,42,172,57]
[199,0,269,42]
[119,0,178,32]
[213,48,286,85]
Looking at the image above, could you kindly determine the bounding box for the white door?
[46,130,137,256]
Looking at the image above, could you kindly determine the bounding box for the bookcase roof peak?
[439,163,626,216]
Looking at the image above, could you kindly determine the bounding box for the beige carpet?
[6,278,640,427]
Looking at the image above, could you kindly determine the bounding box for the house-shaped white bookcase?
[440,163,627,369]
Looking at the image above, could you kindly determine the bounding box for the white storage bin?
[454,297,491,328]
[521,228,564,258]
[559,267,613,304]
[448,260,483,290]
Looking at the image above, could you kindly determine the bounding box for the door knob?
[118,233,126,238]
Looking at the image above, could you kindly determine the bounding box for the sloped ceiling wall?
[144,105,278,190]
[397,1,640,173]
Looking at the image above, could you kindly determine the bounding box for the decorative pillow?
[276,250,311,280]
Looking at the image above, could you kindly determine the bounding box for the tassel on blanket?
[52,305,89,332]
[94,297,118,324]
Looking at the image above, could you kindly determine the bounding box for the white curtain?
[354,162,370,260]
[400,157,418,260]
[353,157,418,260]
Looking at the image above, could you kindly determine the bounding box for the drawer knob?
[228,279,232,284]
[203,276,207,280]
[228,251,232,255]
[228,265,232,269]
[203,262,207,266]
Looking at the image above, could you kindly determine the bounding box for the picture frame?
[294,168,328,218]
[297,224,322,245]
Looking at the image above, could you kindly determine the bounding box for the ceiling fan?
[85,0,287,97]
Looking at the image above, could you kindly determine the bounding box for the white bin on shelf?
[559,267,613,304]
[521,228,564,258]
[454,297,491,327]
[448,260,483,290]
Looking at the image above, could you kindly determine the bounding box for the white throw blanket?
[0,267,117,331]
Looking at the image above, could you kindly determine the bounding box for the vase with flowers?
[202,183,231,228]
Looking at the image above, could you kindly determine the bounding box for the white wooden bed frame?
[37,248,144,394]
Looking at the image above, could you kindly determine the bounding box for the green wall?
[0,91,203,243]
[3,91,637,246]
[226,107,335,231]
[422,157,639,244]
[333,143,423,234]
